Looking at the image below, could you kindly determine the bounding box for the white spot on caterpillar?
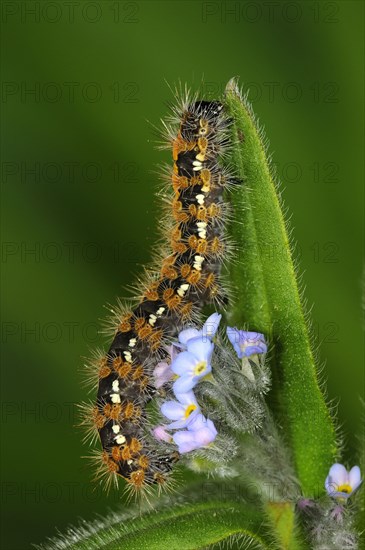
[193,255,205,271]
[116,434,126,445]
[128,338,137,347]
[123,351,132,363]
[112,379,120,392]
[112,424,120,434]
[193,160,203,171]
[149,314,157,326]
[196,194,205,205]
[111,393,121,404]
[156,307,165,316]
[127,459,133,465]
[197,221,207,239]
[177,283,190,297]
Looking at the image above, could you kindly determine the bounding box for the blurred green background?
[1,1,363,548]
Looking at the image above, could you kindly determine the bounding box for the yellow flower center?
[338,483,352,494]
[194,361,207,376]
[184,404,197,419]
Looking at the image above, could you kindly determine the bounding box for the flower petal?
[226,327,267,358]
[349,465,362,491]
[325,475,338,497]
[178,328,201,345]
[170,351,196,375]
[173,375,195,394]
[172,413,218,453]
[244,344,267,356]
[153,362,169,377]
[226,326,240,345]
[226,327,243,358]
[167,407,200,429]
[172,430,197,453]
[153,361,173,388]
[202,313,221,338]
[152,426,172,443]
[174,390,199,407]
[187,412,210,431]
[193,424,217,446]
[328,463,348,487]
[245,331,264,341]
[160,401,184,420]
[170,343,183,362]
[186,337,214,362]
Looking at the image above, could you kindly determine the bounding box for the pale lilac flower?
[170,343,182,361]
[325,464,362,500]
[226,327,267,359]
[153,361,173,388]
[179,313,222,346]
[153,345,181,388]
[160,391,200,429]
[178,327,200,346]
[172,413,217,453]
[155,314,221,454]
[172,337,214,393]
[152,425,172,443]
[201,312,221,338]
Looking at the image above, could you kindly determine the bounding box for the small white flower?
[325,463,362,500]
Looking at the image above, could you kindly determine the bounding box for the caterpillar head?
[180,101,223,141]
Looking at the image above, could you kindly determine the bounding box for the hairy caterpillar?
[82,92,236,496]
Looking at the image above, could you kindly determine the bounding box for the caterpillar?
[82,92,236,496]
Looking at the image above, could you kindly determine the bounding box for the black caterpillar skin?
[93,100,233,490]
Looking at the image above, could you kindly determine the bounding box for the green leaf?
[37,495,272,550]
[265,502,304,550]
[223,78,337,496]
